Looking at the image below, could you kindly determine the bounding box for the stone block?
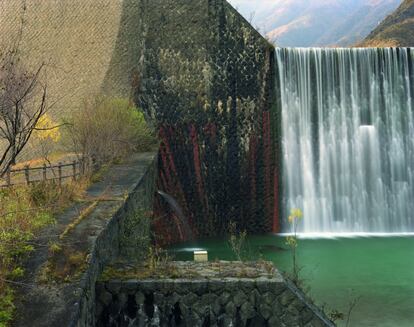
[272,299,285,316]
[154,291,165,305]
[290,298,306,312]
[249,288,261,306]
[106,281,122,294]
[256,277,272,293]
[212,298,222,316]
[200,293,218,308]
[268,315,283,327]
[209,280,227,293]
[259,303,273,320]
[282,312,301,327]
[219,291,232,305]
[182,292,198,307]
[165,292,181,305]
[233,290,247,306]
[225,278,241,293]
[262,291,275,305]
[240,301,256,320]
[279,289,296,306]
[273,282,288,296]
[135,291,145,305]
[301,308,316,324]
[225,301,236,316]
[98,289,113,306]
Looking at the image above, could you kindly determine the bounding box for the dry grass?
[11,152,78,170]
[38,248,88,284]
[360,1,414,47]
[355,38,400,48]
[0,178,90,326]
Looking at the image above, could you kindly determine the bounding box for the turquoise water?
[169,235,414,327]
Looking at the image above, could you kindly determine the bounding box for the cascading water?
[276,47,414,234]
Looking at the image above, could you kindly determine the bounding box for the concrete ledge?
[70,153,157,327]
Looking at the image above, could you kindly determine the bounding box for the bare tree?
[0,47,47,177]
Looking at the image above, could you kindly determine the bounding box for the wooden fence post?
[25,165,30,185]
[72,160,77,180]
[81,157,85,175]
[6,168,11,186]
[43,164,47,181]
[58,162,62,186]
[87,156,91,173]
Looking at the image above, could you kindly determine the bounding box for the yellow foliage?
[288,208,303,223]
[285,236,297,248]
[34,114,61,142]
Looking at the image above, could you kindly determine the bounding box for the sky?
[227,0,275,12]
[225,0,402,46]
[227,0,276,31]
[227,0,274,14]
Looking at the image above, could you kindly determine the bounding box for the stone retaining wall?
[95,262,334,327]
[70,155,157,327]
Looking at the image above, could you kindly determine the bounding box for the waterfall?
[276,47,414,233]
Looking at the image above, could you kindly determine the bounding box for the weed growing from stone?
[228,221,247,261]
[286,208,302,286]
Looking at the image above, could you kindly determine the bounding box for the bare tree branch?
[0,47,48,177]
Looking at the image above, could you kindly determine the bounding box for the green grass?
[0,180,88,326]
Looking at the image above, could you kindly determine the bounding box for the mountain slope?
[229,0,401,47]
[359,0,414,46]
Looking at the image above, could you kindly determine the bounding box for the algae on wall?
[109,0,281,241]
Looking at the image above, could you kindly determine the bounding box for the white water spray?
[276,47,414,233]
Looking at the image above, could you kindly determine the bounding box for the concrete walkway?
[12,152,156,327]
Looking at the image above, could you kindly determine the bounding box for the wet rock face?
[95,263,333,327]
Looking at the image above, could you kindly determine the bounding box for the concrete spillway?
[276,47,414,233]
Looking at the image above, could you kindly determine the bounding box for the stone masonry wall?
[95,262,334,327]
[104,0,281,243]
[70,156,157,327]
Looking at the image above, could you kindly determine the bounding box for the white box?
[194,250,208,262]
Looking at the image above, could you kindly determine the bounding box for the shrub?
[30,114,62,161]
[64,97,157,168]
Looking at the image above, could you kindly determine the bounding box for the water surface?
[170,235,414,327]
